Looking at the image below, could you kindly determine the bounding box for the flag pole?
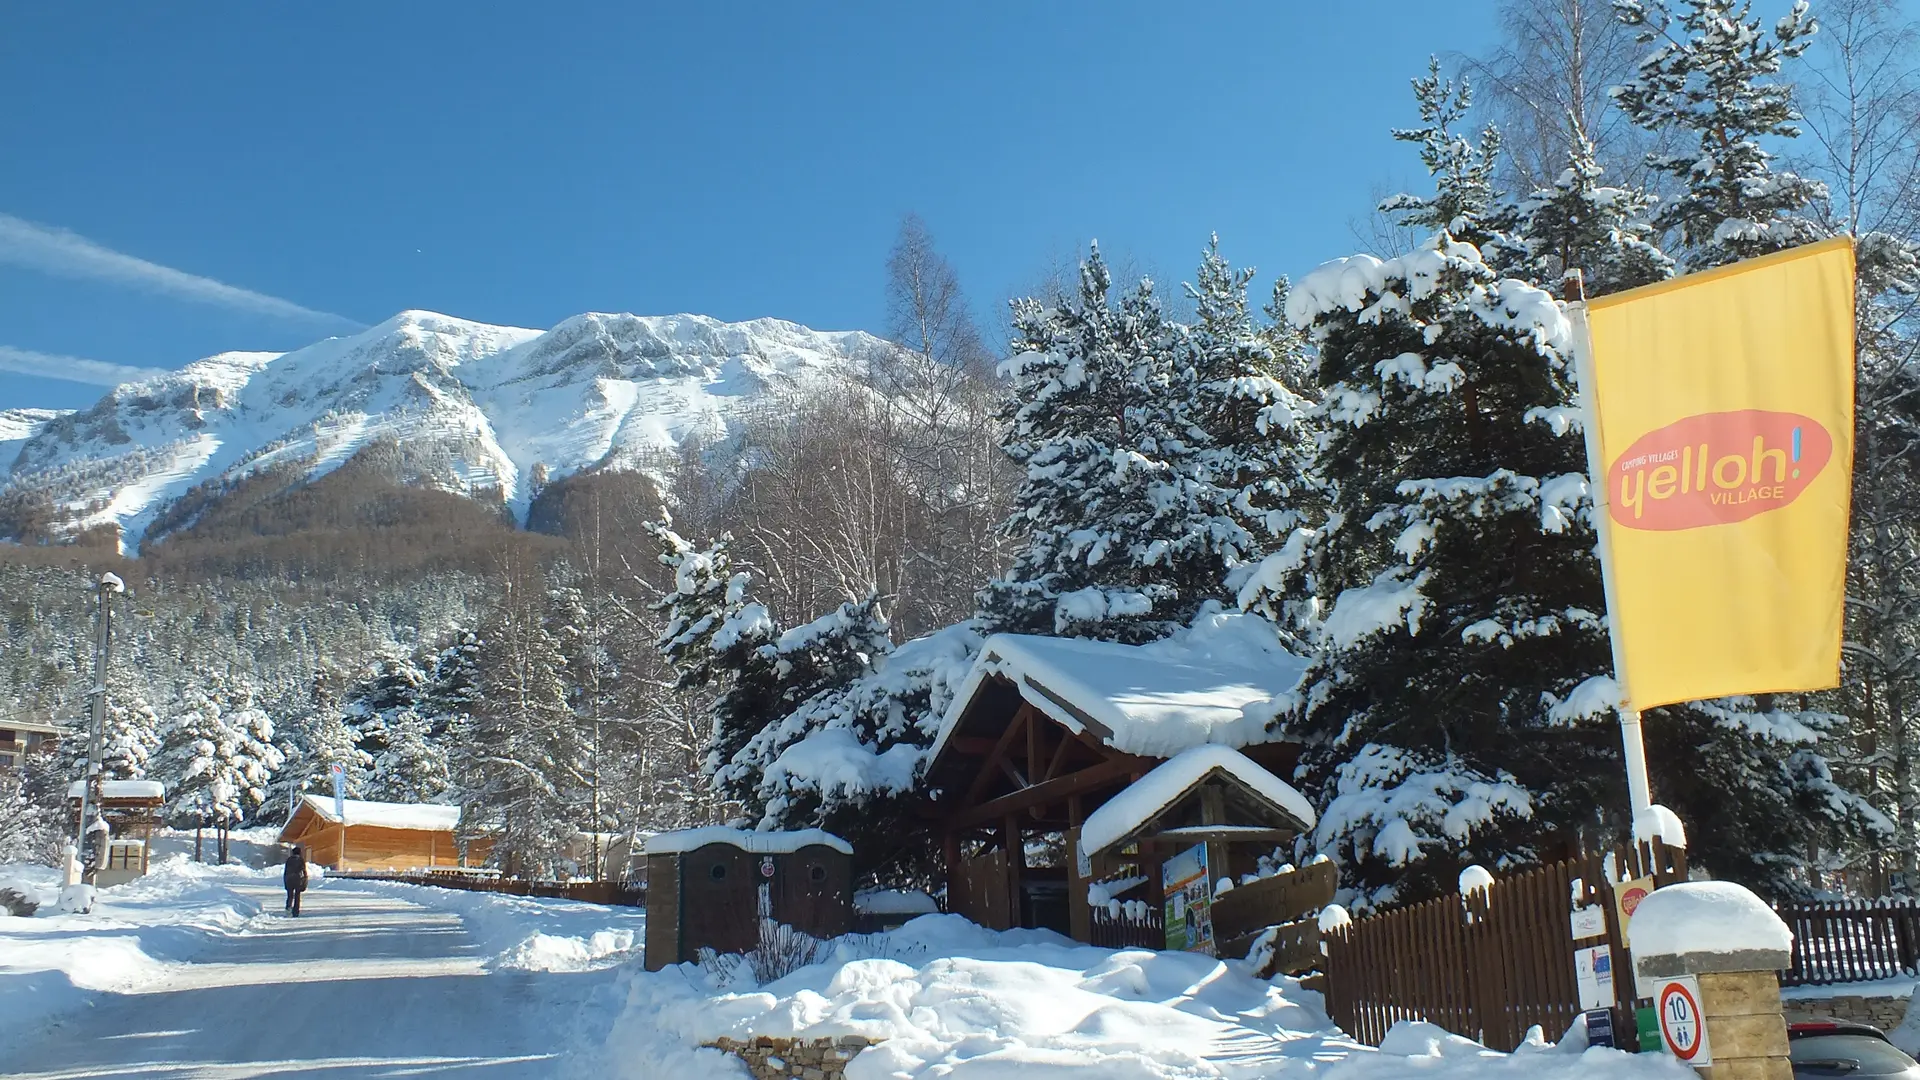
[1566,283,1654,818]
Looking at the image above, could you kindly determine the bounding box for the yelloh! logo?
[1609,410,1832,531]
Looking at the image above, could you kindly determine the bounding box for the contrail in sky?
[0,345,170,387]
[0,212,363,328]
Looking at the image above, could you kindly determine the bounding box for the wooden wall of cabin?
[678,844,759,961]
[773,846,852,939]
[644,854,681,971]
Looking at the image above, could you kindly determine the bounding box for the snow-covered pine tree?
[1613,0,1827,267]
[418,629,483,740]
[367,709,449,804]
[155,678,284,863]
[455,552,582,877]
[649,518,894,817]
[716,596,896,815]
[1279,238,1619,905]
[1183,237,1321,626]
[1262,69,1625,905]
[978,246,1227,643]
[1379,60,1524,269]
[1517,135,1675,296]
[97,669,161,782]
[649,522,777,806]
[301,708,372,801]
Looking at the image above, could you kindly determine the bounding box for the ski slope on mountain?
[0,310,887,552]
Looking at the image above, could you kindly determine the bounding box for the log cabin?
[922,622,1319,951]
[278,794,491,871]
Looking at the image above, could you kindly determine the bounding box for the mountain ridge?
[0,309,890,553]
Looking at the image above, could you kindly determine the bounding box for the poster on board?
[1162,844,1215,956]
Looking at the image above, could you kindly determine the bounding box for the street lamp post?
[67,572,124,891]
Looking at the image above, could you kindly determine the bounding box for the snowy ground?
[595,914,1697,1080]
[0,855,644,1077]
[3,856,1697,1079]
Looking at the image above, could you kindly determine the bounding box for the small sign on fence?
[1571,904,1607,939]
[1613,875,1655,946]
[1656,976,1711,1067]
[1583,1008,1615,1049]
[1573,944,1613,1011]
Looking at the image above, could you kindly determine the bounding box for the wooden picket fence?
[1321,841,1688,1053]
[1779,899,1920,986]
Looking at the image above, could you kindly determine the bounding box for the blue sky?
[0,4,1505,411]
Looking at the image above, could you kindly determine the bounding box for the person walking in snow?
[283,845,308,916]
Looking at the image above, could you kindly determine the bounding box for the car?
[1790,1021,1920,1078]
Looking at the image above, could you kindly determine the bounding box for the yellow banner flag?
[1581,237,1855,711]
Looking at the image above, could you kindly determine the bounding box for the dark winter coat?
[283,852,308,891]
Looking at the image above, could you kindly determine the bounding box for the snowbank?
[598,914,1694,1079]
[346,876,646,973]
[0,855,275,1046]
[1629,881,1793,959]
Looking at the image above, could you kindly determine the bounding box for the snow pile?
[344,877,647,973]
[855,889,940,917]
[929,608,1306,763]
[1080,745,1316,858]
[598,914,1697,1079]
[0,855,273,1045]
[1628,881,1793,959]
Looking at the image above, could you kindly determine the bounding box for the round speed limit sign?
[1657,977,1712,1066]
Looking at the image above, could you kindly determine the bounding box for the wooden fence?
[1779,899,1920,986]
[1321,841,1688,1053]
[331,869,645,907]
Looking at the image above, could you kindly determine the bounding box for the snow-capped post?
[1629,881,1794,1079]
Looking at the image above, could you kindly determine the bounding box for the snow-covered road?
[6,880,608,1079]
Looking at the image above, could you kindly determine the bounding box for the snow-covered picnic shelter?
[922,615,1315,945]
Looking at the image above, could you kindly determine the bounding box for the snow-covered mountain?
[1,310,888,552]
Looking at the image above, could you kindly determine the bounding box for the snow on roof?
[66,780,164,800]
[929,610,1305,763]
[1079,745,1317,858]
[643,826,852,856]
[1629,881,1793,960]
[297,793,461,832]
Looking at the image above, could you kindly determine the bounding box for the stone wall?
[1783,992,1910,1031]
[706,1036,874,1079]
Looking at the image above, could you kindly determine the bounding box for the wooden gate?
[950,848,1011,931]
[1322,841,1687,1052]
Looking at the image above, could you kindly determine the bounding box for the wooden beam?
[950,736,999,756]
[1043,728,1076,782]
[962,706,1031,806]
[951,754,1148,830]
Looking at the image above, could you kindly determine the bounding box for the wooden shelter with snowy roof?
[922,618,1320,949]
[68,779,164,887]
[642,827,853,970]
[278,795,488,871]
